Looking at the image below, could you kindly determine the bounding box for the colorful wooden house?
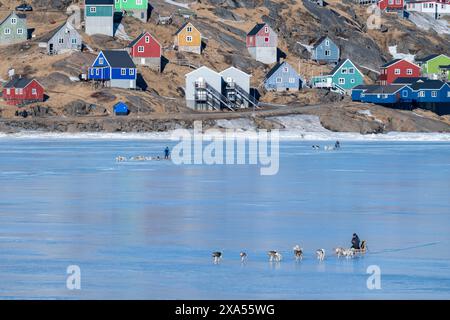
[38,21,82,55]
[351,84,373,101]
[311,59,364,94]
[378,0,405,10]
[416,54,450,81]
[84,0,114,37]
[115,0,148,22]
[174,22,202,54]
[88,50,137,89]
[2,77,45,105]
[246,23,278,64]
[113,101,129,115]
[311,36,340,64]
[406,1,450,18]
[410,79,450,103]
[264,61,304,91]
[378,59,421,85]
[0,12,27,45]
[126,31,161,70]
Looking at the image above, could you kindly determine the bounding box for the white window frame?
[6,88,10,95]
[186,36,193,42]
[431,91,437,97]
[138,46,144,52]
[324,50,330,56]
[32,88,37,95]
[99,57,104,65]
[325,39,330,46]
[341,68,347,74]
[4,28,11,35]
[283,67,288,73]
[349,68,355,74]
[276,77,282,83]
[121,68,126,76]
[11,18,17,24]
[406,69,413,75]
[264,26,269,33]
[17,28,23,35]
[350,79,355,84]
[137,0,142,4]
[129,68,135,76]
[186,26,192,33]
[289,77,295,84]
[58,38,64,44]
[145,36,150,43]
[419,91,425,97]
[338,78,345,85]
[96,69,100,76]
[90,7,96,13]
[71,38,77,44]
[394,68,401,75]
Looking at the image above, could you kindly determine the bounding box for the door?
[141,58,146,65]
[49,43,53,54]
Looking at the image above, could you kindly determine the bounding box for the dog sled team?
[212,233,366,264]
[312,140,341,151]
[115,146,171,162]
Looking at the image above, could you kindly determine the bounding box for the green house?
[85,0,114,37]
[114,0,148,22]
[311,59,364,94]
[417,54,450,81]
[0,12,27,45]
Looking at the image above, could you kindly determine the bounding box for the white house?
[406,0,450,18]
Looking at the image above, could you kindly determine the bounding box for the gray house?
[84,0,114,37]
[264,61,303,91]
[311,36,340,64]
[185,66,256,111]
[0,12,27,45]
[38,21,82,55]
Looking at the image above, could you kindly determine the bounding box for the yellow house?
[174,22,202,54]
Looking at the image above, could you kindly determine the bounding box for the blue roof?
[114,102,129,114]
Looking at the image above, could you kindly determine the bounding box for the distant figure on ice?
[351,233,360,250]
[335,141,340,149]
[164,146,170,160]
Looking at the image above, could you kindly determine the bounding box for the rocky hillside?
[0,0,448,131]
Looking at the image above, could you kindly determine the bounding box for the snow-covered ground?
[164,0,192,9]
[388,45,415,62]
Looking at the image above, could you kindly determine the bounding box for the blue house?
[351,85,372,101]
[264,61,303,91]
[311,36,340,64]
[361,85,408,104]
[113,101,129,115]
[88,50,137,89]
[410,80,450,104]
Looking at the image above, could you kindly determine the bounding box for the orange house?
[174,22,202,54]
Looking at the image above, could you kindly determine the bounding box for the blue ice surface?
[0,139,449,299]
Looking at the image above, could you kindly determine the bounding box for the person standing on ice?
[164,146,170,160]
[351,233,360,249]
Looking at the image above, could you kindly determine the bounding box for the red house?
[2,77,45,106]
[126,31,162,70]
[378,0,405,11]
[378,59,421,85]
[246,23,278,64]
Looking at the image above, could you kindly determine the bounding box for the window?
[395,0,401,4]
[264,37,269,43]
[6,88,10,95]
[96,69,99,75]
[350,79,355,84]
[71,38,77,44]
[402,90,408,97]
[283,67,288,73]
[121,68,126,75]
[276,77,282,83]
[383,94,388,99]
[4,28,10,35]
[289,77,295,83]
[137,0,142,4]
[17,28,23,35]
[129,68,135,75]
[325,39,330,46]
[406,69,413,75]
[419,91,425,97]
[138,46,144,52]
[394,69,401,75]
[339,78,345,85]
[99,58,104,65]
[32,88,37,95]
[186,26,192,32]
[324,50,330,56]
[341,68,347,74]
[186,36,193,42]
[90,7,96,13]
[11,18,17,24]
[264,26,269,33]
[431,91,437,97]
[58,38,64,44]
[145,36,150,43]
[349,68,355,74]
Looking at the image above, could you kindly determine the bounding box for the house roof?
[0,12,26,26]
[392,77,428,84]
[264,61,300,81]
[127,31,161,49]
[416,54,441,63]
[364,85,406,94]
[247,23,267,36]
[174,21,199,36]
[101,50,136,68]
[220,66,251,78]
[380,59,419,69]
[312,36,334,49]
[85,0,114,5]
[410,80,447,90]
[38,21,73,43]
[352,84,373,90]
[3,77,34,89]
[327,59,363,77]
